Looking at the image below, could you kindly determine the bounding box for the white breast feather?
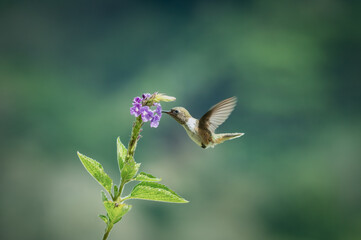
[186,118,197,131]
[183,118,202,146]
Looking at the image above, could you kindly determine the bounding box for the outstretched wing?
[199,97,237,132]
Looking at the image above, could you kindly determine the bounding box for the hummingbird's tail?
[214,133,244,145]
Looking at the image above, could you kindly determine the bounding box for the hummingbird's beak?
[162,110,171,114]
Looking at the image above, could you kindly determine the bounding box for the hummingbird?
[163,97,244,149]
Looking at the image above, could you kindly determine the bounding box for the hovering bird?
[163,97,244,149]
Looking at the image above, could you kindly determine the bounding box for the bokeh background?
[1,0,360,239]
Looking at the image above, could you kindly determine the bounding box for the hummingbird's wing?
[199,97,237,133]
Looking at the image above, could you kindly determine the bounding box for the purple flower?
[142,93,151,99]
[154,103,162,117]
[130,93,164,128]
[133,97,142,104]
[150,114,160,128]
[130,102,142,117]
[140,106,154,122]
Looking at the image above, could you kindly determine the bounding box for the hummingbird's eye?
[173,110,179,114]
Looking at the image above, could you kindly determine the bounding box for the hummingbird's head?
[163,107,191,125]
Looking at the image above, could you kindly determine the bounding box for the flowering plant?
[77,92,186,240]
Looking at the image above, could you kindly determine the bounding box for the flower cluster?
[130,93,162,128]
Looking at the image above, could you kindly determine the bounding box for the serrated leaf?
[117,137,127,171]
[128,182,188,203]
[99,214,108,224]
[101,190,108,202]
[121,159,140,182]
[77,152,113,194]
[134,172,161,182]
[103,201,132,224]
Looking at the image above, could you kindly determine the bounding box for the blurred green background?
[1,0,360,239]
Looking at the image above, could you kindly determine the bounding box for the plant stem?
[116,179,126,200]
[102,223,113,240]
[126,116,143,162]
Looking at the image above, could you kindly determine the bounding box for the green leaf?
[99,214,108,224]
[117,137,127,171]
[101,190,108,202]
[77,152,113,194]
[121,159,140,182]
[103,201,132,224]
[134,172,161,182]
[128,182,188,203]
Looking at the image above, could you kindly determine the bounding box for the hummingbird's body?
[164,97,244,148]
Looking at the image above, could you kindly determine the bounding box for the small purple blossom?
[154,103,162,117]
[133,96,142,103]
[150,103,162,128]
[130,93,164,128]
[140,106,154,122]
[130,102,142,117]
[142,93,151,99]
[150,114,160,128]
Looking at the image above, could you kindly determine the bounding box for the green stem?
[102,223,113,240]
[121,196,131,202]
[126,116,143,162]
[116,180,126,200]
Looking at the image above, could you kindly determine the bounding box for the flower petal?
[142,93,151,99]
[150,115,160,128]
[154,103,162,116]
[133,97,142,103]
[140,106,154,122]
